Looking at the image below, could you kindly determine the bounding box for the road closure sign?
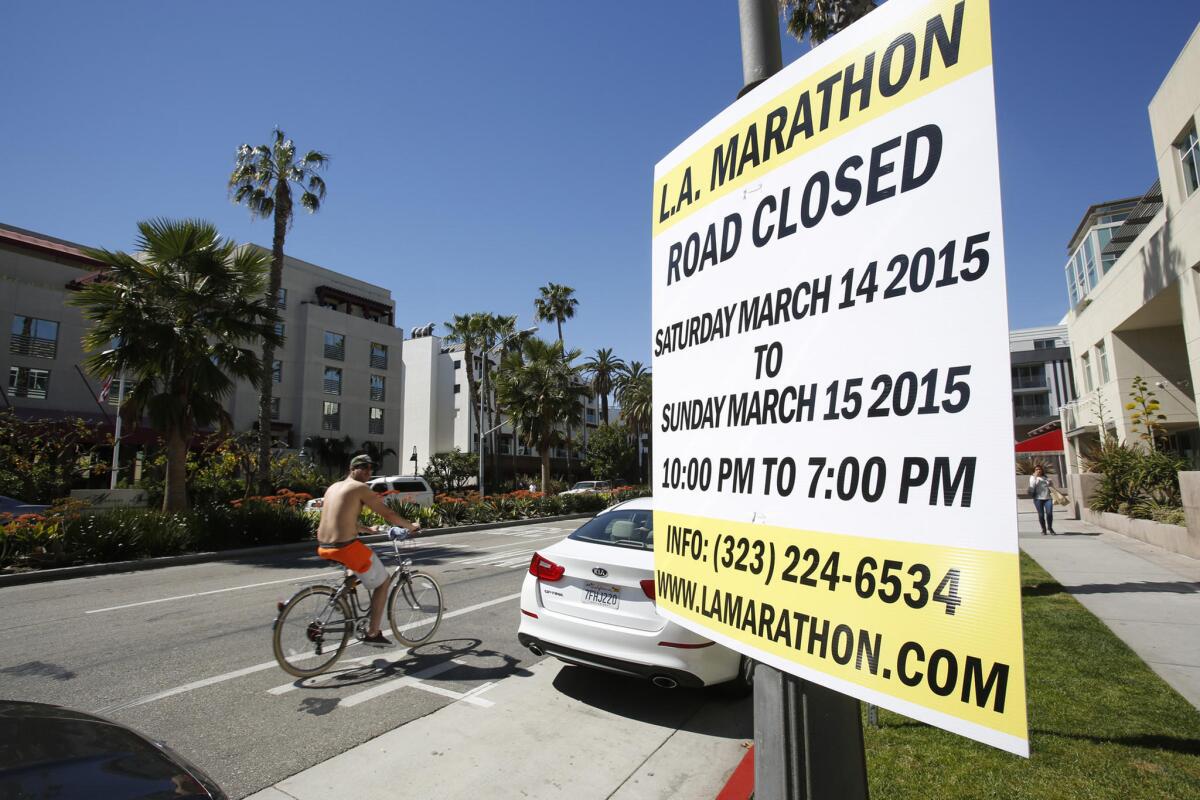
[650,0,1027,756]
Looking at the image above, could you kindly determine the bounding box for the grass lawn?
[864,553,1200,799]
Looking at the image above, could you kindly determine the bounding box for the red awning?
[1016,429,1064,453]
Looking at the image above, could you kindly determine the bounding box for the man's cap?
[350,454,374,469]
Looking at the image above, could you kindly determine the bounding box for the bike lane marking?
[93,591,522,714]
[339,659,495,709]
[83,534,562,614]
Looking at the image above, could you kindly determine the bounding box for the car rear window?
[392,480,429,493]
[568,509,653,549]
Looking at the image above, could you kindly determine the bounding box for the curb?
[716,745,754,800]
[0,513,593,588]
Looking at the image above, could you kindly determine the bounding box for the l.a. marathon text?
[660,454,976,508]
[655,570,1009,714]
[664,524,963,616]
[655,2,968,227]
[654,232,991,357]
[660,365,972,432]
[663,124,942,286]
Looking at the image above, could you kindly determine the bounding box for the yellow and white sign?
[651,0,1027,756]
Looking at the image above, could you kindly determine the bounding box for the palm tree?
[443,313,488,439]
[582,348,626,426]
[615,363,653,484]
[312,435,356,479]
[229,128,329,493]
[71,219,281,512]
[780,0,877,47]
[494,338,587,493]
[360,440,397,473]
[533,283,578,347]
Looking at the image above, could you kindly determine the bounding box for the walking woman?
[1029,465,1056,535]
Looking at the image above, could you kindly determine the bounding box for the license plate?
[583,584,619,609]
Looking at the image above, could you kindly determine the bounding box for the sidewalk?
[1016,498,1200,709]
[244,658,751,800]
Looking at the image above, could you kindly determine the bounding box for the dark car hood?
[0,700,225,799]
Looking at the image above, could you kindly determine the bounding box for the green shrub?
[189,502,316,550]
[1085,440,1187,514]
[68,509,195,562]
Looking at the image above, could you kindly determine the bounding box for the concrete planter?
[1080,507,1199,559]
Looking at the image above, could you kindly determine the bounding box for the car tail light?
[528,553,565,582]
[658,640,716,649]
[521,609,539,618]
[640,579,656,600]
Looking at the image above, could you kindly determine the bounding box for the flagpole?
[109,369,125,490]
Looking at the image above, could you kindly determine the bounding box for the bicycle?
[272,529,444,678]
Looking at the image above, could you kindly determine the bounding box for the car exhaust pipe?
[527,643,545,657]
[651,675,678,689]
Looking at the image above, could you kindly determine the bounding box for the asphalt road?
[0,521,585,799]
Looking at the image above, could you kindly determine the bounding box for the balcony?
[9,334,56,359]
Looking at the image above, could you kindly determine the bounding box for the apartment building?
[1,223,406,475]
[400,333,601,487]
[1010,325,1076,441]
[1060,22,1200,470]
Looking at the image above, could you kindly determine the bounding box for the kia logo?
[592,567,608,577]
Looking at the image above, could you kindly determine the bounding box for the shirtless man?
[317,454,420,646]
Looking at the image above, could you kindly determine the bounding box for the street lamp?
[479,325,537,497]
[409,445,418,474]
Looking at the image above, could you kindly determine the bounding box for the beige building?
[400,333,602,489]
[1060,22,1200,470]
[1,223,406,476]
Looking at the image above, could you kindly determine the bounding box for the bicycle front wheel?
[388,572,443,646]
[273,585,352,678]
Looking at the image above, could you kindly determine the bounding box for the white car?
[517,497,753,692]
[367,475,435,508]
[560,480,613,496]
[304,475,434,513]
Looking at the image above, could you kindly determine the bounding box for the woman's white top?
[1029,475,1052,500]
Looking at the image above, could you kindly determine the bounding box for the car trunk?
[536,539,664,632]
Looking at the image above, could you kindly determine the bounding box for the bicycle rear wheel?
[273,585,352,678]
[388,572,443,646]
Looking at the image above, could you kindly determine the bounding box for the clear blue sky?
[2,1,1196,366]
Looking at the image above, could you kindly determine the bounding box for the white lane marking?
[265,592,523,695]
[86,572,335,614]
[94,591,523,713]
[85,535,556,614]
[340,658,494,709]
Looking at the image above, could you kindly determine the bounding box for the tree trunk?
[257,191,289,495]
[163,429,189,513]
[465,344,481,442]
[600,392,609,426]
[541,449,551,496]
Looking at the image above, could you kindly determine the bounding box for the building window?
[274,322,285,339]
[1033,338,1057,350]
[322,401,340,431]
[1179,123,1200,197]
[277,287,287,309]
[453,360,461,370]
[1064,262,1079,307]
[272,360,282,383]
[369,407,385,435]
[323,366,342,395]
[453,383,461,394]
[270,397,281,420]
[9,366,50,399]
[1012,365,1046,389]
[370,374,386,402]
[1096,341,1110,384]
[1082,236,1098,290]
[1080,352,1093,392]
[324,331,345,361]
[370,342,388,370]
[9,316,59,359]
[1013,394,1051,419]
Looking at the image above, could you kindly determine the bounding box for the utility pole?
[735,3,869,798]
[737,0,783,98]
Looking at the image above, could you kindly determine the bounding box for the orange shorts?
[317,539,388,591]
